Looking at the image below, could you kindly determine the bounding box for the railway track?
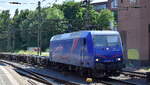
[107,78,137,85]
[0,59,141,85]
[95,78,137,85]
[0,53,149,85]
[122,70,147,77]
[0,60,79,85]
[27,80,37,85]
[122,70,150,81]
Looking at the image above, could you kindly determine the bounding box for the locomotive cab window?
[93,35,120,47]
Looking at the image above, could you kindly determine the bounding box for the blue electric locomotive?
[50,30,125,77]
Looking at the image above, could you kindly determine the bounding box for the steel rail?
[27,80,37,85]
[0,60,53,85]
[0,60,79,85]
[99,80,113,85]
[95,78,137,85]
[17,70,52,85]
[123,70,147,75]
[122,70,150,82]
[26,69,79,85]
[122,70,147,78]
[107,78,137,85]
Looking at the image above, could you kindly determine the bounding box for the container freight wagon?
[50,31,125,77]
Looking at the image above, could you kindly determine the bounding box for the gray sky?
[0,0,107,17]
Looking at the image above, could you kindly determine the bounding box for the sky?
[0,0,107,17]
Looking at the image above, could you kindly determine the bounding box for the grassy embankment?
[16,50,49,56]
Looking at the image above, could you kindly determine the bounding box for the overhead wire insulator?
[9,2,21,4]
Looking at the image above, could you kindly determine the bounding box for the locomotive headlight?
[117,58,121,61]
[96,58,99,61]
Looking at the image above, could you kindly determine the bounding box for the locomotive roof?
[89,30,119,35]
[50,30,119,41]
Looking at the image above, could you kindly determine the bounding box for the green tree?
[0,1,115,52]
[45,7,64,19]
[0,10,10,31]
[14,8,19,16]
[54,1,85,31]
[0,10,10,51]
[53,1,114,30]
[98,9,114,30]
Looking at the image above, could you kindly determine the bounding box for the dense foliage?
[0,1,114,52]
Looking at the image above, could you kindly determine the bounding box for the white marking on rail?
[0,66,19,85]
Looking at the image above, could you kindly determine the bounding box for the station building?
[92,0,150,65]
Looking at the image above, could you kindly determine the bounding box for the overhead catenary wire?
[0,0,62,10]
[43,0,58,7]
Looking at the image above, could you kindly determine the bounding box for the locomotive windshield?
[93,35,120,47]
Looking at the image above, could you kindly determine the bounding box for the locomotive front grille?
[95,62,124,70]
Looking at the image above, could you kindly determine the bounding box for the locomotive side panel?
[50,38,87,67]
